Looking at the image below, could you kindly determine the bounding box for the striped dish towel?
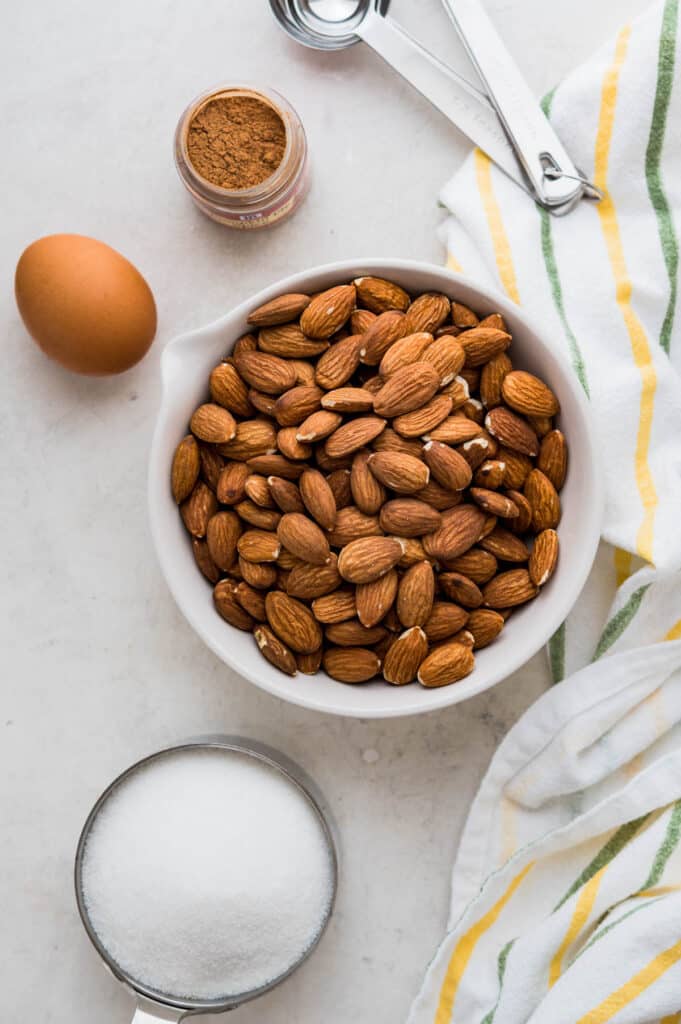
[408,2,681,1021]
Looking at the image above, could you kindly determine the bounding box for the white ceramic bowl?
[149,259,602,718]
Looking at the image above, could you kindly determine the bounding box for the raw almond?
[233,333,257,356]
[529,528,559,585]
[235,581,267,621]
[190,403,237,444]
[235,500,281,531]
[244,474,276,508]
[393,394,453,438]
[297,648,323,674]
[483,568,538,608]
[327,468,353,509]
[418,642,474,688]
[368,452,430,493]
[528,414,553,438]
[327,506,382,546]
[354,276,411,314]
[210,362,254,417]
[249,388,277,416]
[383,627,428,685]
[480,353,512,409]
[237,529,281,563]
[379,332,433,377]
[247,454,304,480]
[296,409,342,443]
[351,450,386,515]
[253,624,297,675]
[206,510,241,570]
[480,527,529,562]
[322,387,375,413]
[423,441,472,492]
[524,469,561,531]
[265,591,323,653]
[277,427,312,461]
[373,362,440,418]
[371,428,424,459]
[458,437,492,472]
[351,308,377,334]
[267,476,305,513]
[315,335,362,389]
[446,548,497,584]
[258,323,328,359]
[502,371,559,417]
[459,327,511,367]
[397,560,435,627]
[496,447,533,489]
[402,292,450,334]
[506,489,533,533]
[301,284,356,338]
[356,569,398,627]
[422,504,486,561]
[538,429,567,490]
[273,385,323,427]
[442,375,470,410]
[213,580,254,631]
[234,350,297,395]
[325,415,387,458]
[314,446,353,473]
[470,487,519,518]
[289,359,317,386]
[299,469,337,530]
[379,498,441,536]
[286,555,342,600]
[485,407,539,457]
[414,479,462,511]
[325,620,388,647]
[312,588,357,623]
[398,537,432,568]
[439,571,483,609]
[247,292,311,327]
[423,602,469,643]
[479,313,507,331]
[421,334,465,384]
[171,435,200,503]
[466,608,505,648]
[199,445,224,492]
[192,538,220,583]
[323,646,381,683]
[338,536,404,583]
[473,460,506,490]
[239,557,277,590]
[218,419,277,461]
[277,512,331,565]
[451,301,479,329]
[359,310,408,365]
[180,481,218,538]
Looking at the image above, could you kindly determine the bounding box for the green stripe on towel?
[593,585,652,660]
[554,815,650,911]
[642,800,681,888]
[645,0,679,355]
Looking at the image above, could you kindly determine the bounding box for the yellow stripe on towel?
[614,547,633,587]
[446,251,464,273]
[594,25,658,564]
[474,150,521,304]
[576,940,681,1023]
[664,619,681,641]
[549,868,606,986]
[434,862,534,1024]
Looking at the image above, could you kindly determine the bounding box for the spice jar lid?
[174,84,310,230]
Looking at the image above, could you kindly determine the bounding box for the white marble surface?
[2,1,644,1021]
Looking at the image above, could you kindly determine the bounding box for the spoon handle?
[357,9,528,194]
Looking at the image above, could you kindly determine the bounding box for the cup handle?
[131,999,185,1024]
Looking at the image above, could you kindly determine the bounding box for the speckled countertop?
[1,0,643,1020]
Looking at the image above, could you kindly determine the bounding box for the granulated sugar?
[80,747,334,1000]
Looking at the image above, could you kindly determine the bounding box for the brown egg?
[15,234,157,375]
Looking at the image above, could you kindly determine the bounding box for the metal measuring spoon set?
[270,0,601,214]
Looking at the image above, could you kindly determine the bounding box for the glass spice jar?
[174,84,310,230]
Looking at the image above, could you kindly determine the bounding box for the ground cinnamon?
[186,94,287,190]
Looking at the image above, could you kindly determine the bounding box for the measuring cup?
[269,0,527,192]
[74,738,338,1022]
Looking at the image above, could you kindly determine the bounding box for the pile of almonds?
[171,277,567,688]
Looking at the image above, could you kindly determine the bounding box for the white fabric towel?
[408,2,681,1021]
